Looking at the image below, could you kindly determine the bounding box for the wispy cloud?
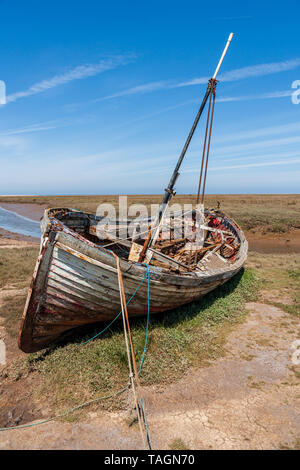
[97,58,300,103]
[182,156,300,173]
[0,117,87,136]
[176,58,300,87]
[219,59,300,81]
[0,121,60,136]
[210,157,300,171]
[211,135,300,158]
[95,81,169,102]
[94,89,294,139]
[6,55,135,104]
[216,89,293,103]
[215,121,300,144]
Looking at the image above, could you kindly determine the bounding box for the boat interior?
[45,208,244,275]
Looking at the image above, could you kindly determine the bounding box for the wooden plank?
[147,247,192,271]
[128,242,143,262]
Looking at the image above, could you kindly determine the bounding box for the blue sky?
[0,0,299,195]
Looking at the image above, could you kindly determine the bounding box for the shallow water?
[0,205,41,238]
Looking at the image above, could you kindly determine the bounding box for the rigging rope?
[80,264,150,346]
[196,78,217,205]
[201,81,216,204]
[188,78,217,267]
[196,88,213,205]
[115,254,149,450]
[0,261,152,438]
[0,386,130,432]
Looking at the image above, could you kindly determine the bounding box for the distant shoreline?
[0,227,39,244]
[1,193,300,197]
[0,203,43,242]
[0,203,46,221]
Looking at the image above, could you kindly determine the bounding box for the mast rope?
[0,260,152,439]
[188,79,217,267]
[80,261,150,347]
[196,78,217,205]
[115,254,152,450]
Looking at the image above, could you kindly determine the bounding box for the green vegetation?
[247,252,300,317]
[4,265,257,411]
[279,438,300,450]
[169,438,190,450]
[0,247,39,338]
[0,246,38,289]
[0,295,27,337]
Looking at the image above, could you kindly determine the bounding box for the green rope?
[0,385,130,432]
[80,265,149,346]
[0,263,151,433]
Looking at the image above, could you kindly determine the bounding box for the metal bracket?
[164,188,176,196]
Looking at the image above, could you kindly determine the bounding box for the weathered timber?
[18,207,248,352]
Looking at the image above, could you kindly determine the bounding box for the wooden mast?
[144,33,234,260]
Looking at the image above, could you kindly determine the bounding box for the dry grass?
[0,247,38,338]
[0,246,39,289]
[0,295,27,337]
[247,252,300,317]
[169,438,190,450]
[0,194,299,233]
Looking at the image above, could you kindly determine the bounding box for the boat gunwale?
[18,207,248,353]
[42,207,248,283]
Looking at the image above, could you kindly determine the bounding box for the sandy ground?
[0,228,39,246]
[0,202,299,449]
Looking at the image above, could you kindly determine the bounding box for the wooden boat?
[18,207,248,352]
[18,33,248,353]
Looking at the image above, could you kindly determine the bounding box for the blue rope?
[0,262,151,433]
[139,264,150,372]
[80,265,149,346]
